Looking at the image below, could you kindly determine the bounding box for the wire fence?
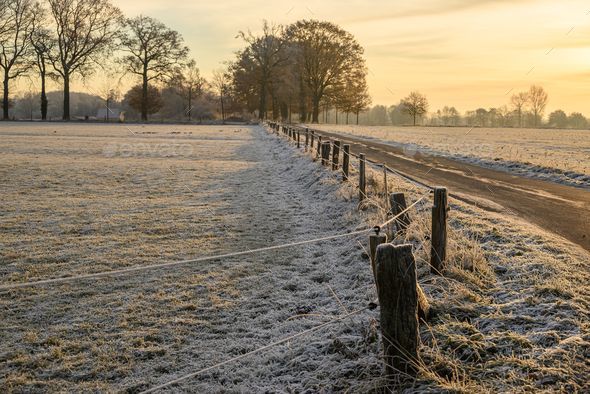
[2,122,448,392]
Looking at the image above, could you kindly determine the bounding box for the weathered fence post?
[310,130,315,151]
[359,153,366,201]
[369,231,387,282]
[288,127,292,139]
[332,140,341,171]
[297,131,301,148]
[316,136,322,159]
[430,187,448,274]
[305,128,309,149]
[383,165,389,210]
[342,144,350,181]
[375,243,420,377]
[321,142,331,166]
[390,192,411,233]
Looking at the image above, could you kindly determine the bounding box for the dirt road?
[311,129,590,252]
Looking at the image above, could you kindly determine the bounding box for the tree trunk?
[63,72,70,121]
[312,95,320,123]
[187,89,192,121]
[141,71,148,122]
[258,80,266,120]
[346,112,349,125]
[298,75,306,122]
[39,72,48,120]
[356,111,359,125]
[220,95,225,124]
[413,113,416,126]
[2,73,9,120]
[40,76,48,121]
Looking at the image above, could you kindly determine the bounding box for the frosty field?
[312,125,590,188]
[1,123,589,392]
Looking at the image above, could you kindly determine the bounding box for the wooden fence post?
[369,231,387,282]
[288,127,292,139]
[390,192,411,233]
[316,136,322,159]
[342,144,350,181]
[310,130,315,151]
[430,187,448,274]
[359,153,366,201]
[383,165,389,210]
[321,142,331,166]
[375,243,420,377]
[332,140,341,171]
[305,128,309,149]
[297,131,300,148]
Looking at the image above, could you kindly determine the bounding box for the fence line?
[0,199,424,291]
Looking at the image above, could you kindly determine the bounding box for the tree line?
[229,20,370,123]
[350,86,588,129]
[0,0,370,123]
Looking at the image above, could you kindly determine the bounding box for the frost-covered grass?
[312,124,590,188]
[1,123,588,392]
[354,163,589,392]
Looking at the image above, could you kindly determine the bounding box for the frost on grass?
[1,123,588,392]
[312,124,590,189]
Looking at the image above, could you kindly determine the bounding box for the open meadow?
[1,123,589,392]
[312,125,590,188]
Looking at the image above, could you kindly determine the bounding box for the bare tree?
[31,22,54,121]
[124,83,162,117]
[176,60,206,122]
[402,91,429,126]
[211,68,229,123]
[285,20,367,123]
[237,21,288,120]
[528,85,548,127]
[510,91,528,128]
[120,15,189,121]
[0,0,38,120]
[47,0,122,120]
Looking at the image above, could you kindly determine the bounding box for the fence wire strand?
[140,306,370,393]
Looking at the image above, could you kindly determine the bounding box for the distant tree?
[401,91,428,126]
[369,105,388,125]
[47,0,122,120]
[236,21,288,120]
[496,105,510,127]
[568,112,587,129]
[475,108,488,127]
[14,89,37,119]
[0,0,39,120]
[285,20,367,123]
[528,85,548,127]
[510,91,529,127]
[388,102,412,125]
[548,110,567,128]
[345,74,371,125]
[124,83,162,117]
[211,68,230,123]
[30,23,55,120]
[120,15,189,121]
[176,59,206,121]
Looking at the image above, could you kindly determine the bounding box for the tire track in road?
[312,129,590,252]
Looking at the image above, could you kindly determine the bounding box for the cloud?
[342,0,535,23]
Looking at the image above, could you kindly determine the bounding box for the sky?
[68,0,590,114]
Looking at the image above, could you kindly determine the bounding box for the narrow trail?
[311,129,590,252]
